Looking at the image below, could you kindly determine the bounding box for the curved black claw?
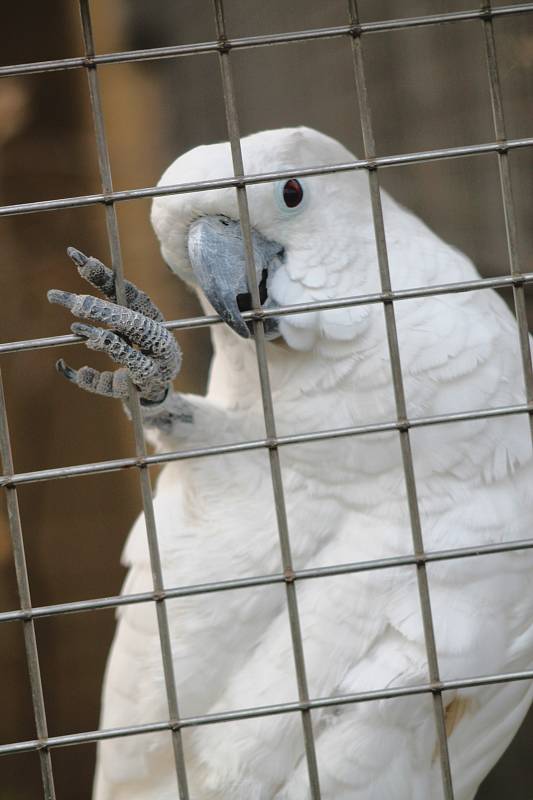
[56,359,77,382]
[65,246,164,323]
[70,322,93,339]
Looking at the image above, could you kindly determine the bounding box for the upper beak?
[187,215,284,338]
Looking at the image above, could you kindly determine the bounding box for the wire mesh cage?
[1,1,533,798]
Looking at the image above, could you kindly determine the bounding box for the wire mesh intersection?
[1,1,533,799]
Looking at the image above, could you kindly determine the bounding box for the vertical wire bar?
[212,2,322,796]
[77,2,190,796]
[347,3,455,798]
[481,2,533,440]
[0,372,56,800]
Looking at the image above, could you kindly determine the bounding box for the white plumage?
[93,127,533,799]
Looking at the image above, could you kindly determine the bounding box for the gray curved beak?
[187,216,284,338]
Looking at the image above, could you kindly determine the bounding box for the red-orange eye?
[282,178,304,208]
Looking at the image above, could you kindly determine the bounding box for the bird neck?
[206,321,368,428]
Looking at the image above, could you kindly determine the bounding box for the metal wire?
[0,2,532,78]
[2,270,533,356]
[77,3,190,796]
[1,135,533,219]
[0,374,56,798]
[0,398,531,490]
[3,664,533,759]
[348,2,455,796]
[481,2,533,440]
[2,533,533,627]
[0,2,532,798]
[212,0,322,794]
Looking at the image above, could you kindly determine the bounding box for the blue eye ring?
[274,177,308,214]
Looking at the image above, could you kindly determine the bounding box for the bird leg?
[48,248,182,407]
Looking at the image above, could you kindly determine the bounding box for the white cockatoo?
[48,127,533,800]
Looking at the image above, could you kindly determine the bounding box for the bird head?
[151,127,377,354]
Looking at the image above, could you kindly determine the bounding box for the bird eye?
[275,178,307,214]
[282,178,304,208]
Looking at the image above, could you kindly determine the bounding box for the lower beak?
[187,215,284,338]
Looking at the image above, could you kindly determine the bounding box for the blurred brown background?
[0,1,532,798]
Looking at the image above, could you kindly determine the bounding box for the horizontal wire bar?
[2,270,533,356]
[1,400,532,488]
[2,664,533,756]
[1,135,532,219]
[0,2,532,78]
[2,533,533,625]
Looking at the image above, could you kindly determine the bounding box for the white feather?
[94,127,533,799]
